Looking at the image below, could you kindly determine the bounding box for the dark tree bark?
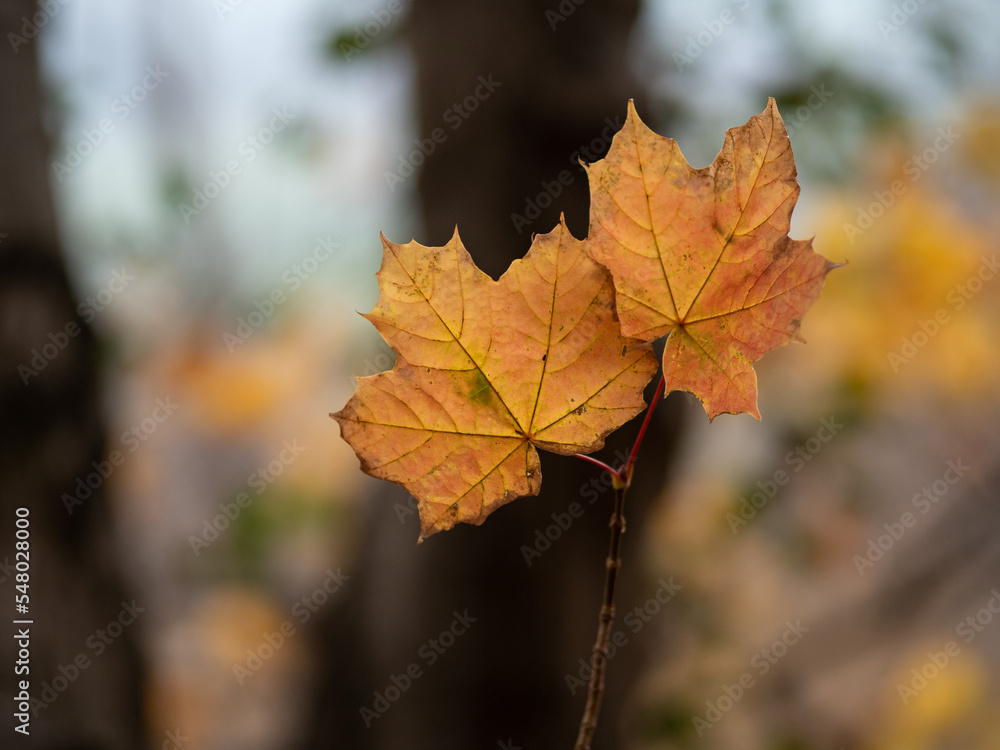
[301,2,685,748]
[0,3,146,747]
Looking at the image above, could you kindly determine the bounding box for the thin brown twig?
[574,481,628,750]
[573,374,665,747]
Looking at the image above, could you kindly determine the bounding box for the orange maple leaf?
[586,98,839,420]
[332,219,657,539]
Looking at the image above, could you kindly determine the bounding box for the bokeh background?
[2,0,1000,748]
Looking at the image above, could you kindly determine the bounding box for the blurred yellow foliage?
[153,301,362,500]
[876,646,986,750]
[794,185,999,402]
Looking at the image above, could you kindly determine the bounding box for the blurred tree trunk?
[0,2,146,748]
[301,2,684,748]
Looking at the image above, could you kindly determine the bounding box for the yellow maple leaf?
[586,99,838,420]
[332,218,656,539]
